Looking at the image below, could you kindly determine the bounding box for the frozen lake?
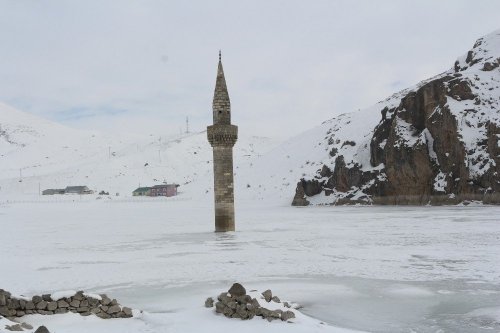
[1,198,500,332]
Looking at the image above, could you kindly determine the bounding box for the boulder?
[5,324,23,331]
[228,283,246,297]
[47,302,58,311]
[281,310,295,321]
[57,300,69,308]
[107,305,121,314]
[34,326,50,333]
[262,290,272,302]
[204,297,214,308]
[36,300,48,310]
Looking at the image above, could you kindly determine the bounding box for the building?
[42,189,65,195]
[207,51,238,232]
[132,187,151,196]
[150,184,178,197]
[64,186,93,195]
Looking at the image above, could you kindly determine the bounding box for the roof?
[151,184,178,188]
[212,51,231,125]
[65,186,89,191]
[133,187,151,192]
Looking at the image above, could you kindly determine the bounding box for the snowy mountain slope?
[243,29,500,206]
[0,103,280,200]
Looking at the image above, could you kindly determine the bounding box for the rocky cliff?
[292,29,500,205]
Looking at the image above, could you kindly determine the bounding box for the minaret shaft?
[207,52,238,232]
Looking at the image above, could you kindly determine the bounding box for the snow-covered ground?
[1,199,500,332]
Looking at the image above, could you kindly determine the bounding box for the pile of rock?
[0,289,132,320]
[205,283,296,322]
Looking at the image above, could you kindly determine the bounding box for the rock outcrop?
[292,29,500,205]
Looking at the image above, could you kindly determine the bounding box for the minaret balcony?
[207,124,238,147]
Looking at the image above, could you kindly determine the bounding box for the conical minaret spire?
[207,51,238,232]
[213,51,231,124]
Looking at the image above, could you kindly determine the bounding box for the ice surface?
[1,200,500,332]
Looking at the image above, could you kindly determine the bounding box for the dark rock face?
[292,30,500,205]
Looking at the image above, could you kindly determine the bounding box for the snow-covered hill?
[0,102,280,201]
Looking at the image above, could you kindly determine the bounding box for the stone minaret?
[207,51,238,232]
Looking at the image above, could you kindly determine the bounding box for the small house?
[132,187,151,196]
[65,186,93,195]
[150,184,178,197]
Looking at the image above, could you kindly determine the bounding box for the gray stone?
[271,296,281,303]
[47,301,57,311]
[0,289,11,298]
[222,306,234,317]
[25,310,34,315]
[32,296,42,304]
[73,291,84,301]
[110,299,118,306]
[80,299,89,307]
[77,307,89,313]
[239,295,252,304]
[5,324,23,331]
[281,310,295,321]
[36,300,48,310]
[57,300,69,308]
[42,294,52,302]
[283,301,291,308]
[217,293,231,305]
[8,299,20,309]
[69,300,80,308]
[100,305,109,312]
[250,298,260,308]
[21,322,33,329]
[122,307,133,317]
[90,307,101,314]
[262,289,272,302]
[19,300,26,310]
[25,301,35,310]
[215,302,225,314]
[204,297,214,308]
[54,308,68,314]
[16,311,25,317]
[107,305,121,314]
[0,293,6,306]
[96,311,111,319]
[227,301,237,310]
[80,311,91,316]
[0,306,10,316]
[101,295,112,306]
[38,310,53,315]
[88,298,99,307]
[34,326,50,333]
[228,283,246,297]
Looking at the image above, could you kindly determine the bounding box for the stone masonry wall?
[0,289,132,319]
[212,145,236,232]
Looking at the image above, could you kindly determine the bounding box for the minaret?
[207,51,238,232]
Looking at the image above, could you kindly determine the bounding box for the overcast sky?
[1,0,499,139]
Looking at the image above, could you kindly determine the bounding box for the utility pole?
[158,137,162,163]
